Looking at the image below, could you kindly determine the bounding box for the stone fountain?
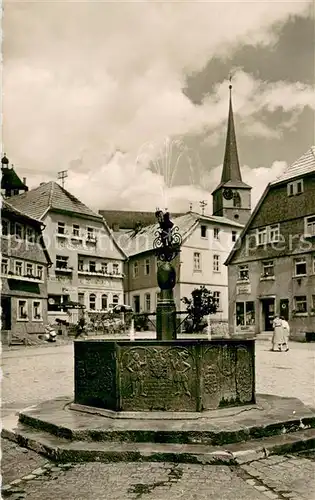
[74,209,255,413]
[3,211,315,465]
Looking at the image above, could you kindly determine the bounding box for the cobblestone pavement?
[2,451,314,500]
[2,340,315,499]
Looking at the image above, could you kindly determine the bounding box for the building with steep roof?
[211,85,252,225]
[1,199,52,344]
[225,146,315,340]
[115,211,243,324]
[9,182,126,322]
[1,154,28,198]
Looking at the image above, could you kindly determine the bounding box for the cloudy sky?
[3,0,314,215]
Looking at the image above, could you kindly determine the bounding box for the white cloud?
[3,0,312,212]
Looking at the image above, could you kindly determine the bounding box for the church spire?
[220,82,242,183]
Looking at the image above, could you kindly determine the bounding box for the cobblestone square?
[2,339,315,499]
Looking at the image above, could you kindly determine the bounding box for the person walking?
[271,315,285,351]
[280,316,290,352]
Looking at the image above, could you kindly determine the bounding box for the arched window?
[101,294,108,310]
[112,294,119,306]
[233,192,241,208]
[89,293,96,310]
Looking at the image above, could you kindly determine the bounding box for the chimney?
[23,177,27,185]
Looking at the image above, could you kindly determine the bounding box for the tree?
[181,286,218,333]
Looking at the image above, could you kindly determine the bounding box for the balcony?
[86,235,97,244]
[4,272,44,283]
[55,231,69,239]
[78,270,124,278]
[55,267,73,274]
[70,234,83,241]
[260,274,275,282]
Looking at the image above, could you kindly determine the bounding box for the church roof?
[8,181,102,221]
[212,85,251,194]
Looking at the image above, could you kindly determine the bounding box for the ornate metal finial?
[189,202,193,212]
[199,200,207,216]
[153,208,182,262]
[1,153,9,166]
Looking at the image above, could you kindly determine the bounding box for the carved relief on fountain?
[119,346,196,411]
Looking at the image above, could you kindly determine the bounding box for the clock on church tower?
[211,83,252,226]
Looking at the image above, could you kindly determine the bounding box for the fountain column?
[153,209,182,341]
[156,262,177,340]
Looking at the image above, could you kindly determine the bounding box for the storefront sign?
[237,283,251,295]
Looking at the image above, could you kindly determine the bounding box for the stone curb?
[18,408,315,447]
[2,424,315,466]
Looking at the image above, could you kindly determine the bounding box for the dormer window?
[200,225,207,238]
[26,227,35,243]
[287,179,304,196]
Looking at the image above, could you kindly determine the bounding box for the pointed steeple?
[220,83,243,183]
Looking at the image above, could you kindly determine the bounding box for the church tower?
[212,84,252,225]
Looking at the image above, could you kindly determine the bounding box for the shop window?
[18,299,28,320]
[236,301,255,326]
[294,296,307,314]
[101,294,108,310]
[145,293,151,312]
[32,300,42,321]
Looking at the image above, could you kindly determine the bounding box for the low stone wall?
[74,338,255,412]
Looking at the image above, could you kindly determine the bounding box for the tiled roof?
[225,146,315,266]
[99,209,184,230]
[1,198,52,265]
[1,198,42,225]
[271,146,315,184]
[113,211,243,257]
[8,181,102,220]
